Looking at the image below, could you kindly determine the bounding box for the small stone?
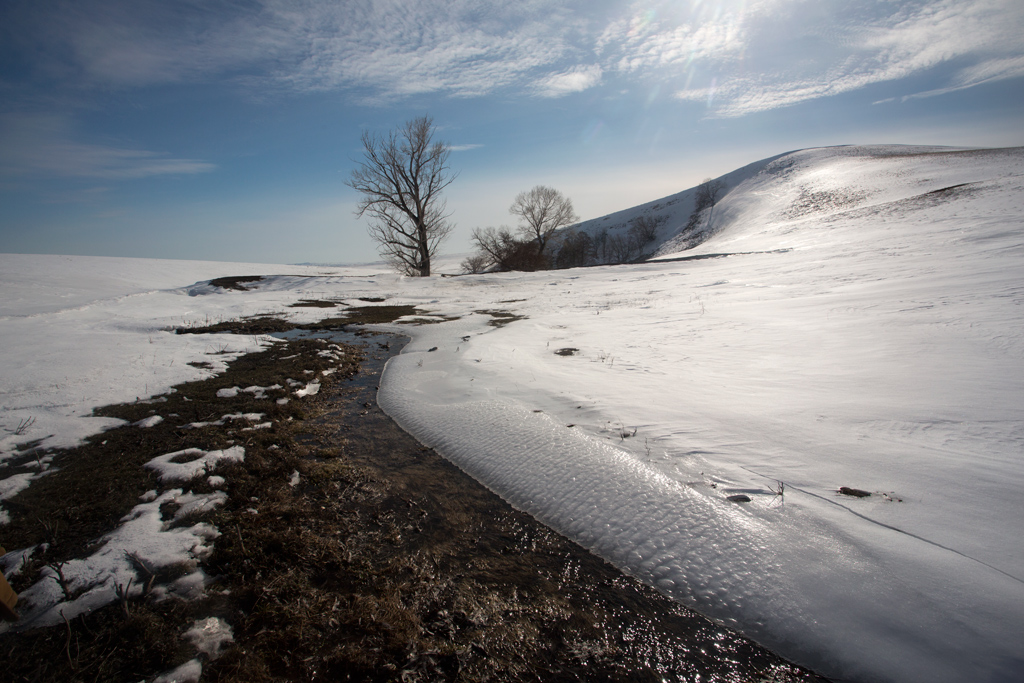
[727,494,751,503]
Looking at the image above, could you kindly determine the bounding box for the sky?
[1,0,1023,265]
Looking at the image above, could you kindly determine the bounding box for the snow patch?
[152,658,202,683]
[0,545,37,578]
[294,382,320,397]
[145,446,245,483]
[184,616,234,660]
[3,489,222,631]
[0,472,34,500]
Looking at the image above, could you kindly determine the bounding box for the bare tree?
[628,214,663,245]
[695,178,723,209]
[347,116,455,276]
[606,232,636,264]
[695,177,724,228]
[554,229,592,269]
[470,226,545,271]
[460,252,491,274]
[593,228,610,263]
[509,185,579,260]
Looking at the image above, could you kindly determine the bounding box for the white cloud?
[900,55,1024,101]
[668,0,1024,116]
[9,0,1022,111]
[533,65,602,97]
[36,144,215,179]
[263,1,595,101]
[46,0,292,87]
[22,0,589,100]
[0,115,215,180]
[597,1,752,72]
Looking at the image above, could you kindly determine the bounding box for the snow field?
[1,145,1022,681]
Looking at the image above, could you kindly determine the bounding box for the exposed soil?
[1,316,828,683]
[290,300,342,308]
[176,306,419,335]
[209,276,264,291]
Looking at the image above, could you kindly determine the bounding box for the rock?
[839,486,871,498]
[727,494,751,503]
[555,347,579,356]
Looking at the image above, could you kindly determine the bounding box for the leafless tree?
[509,185,579,259]
[606,232,636,264]
[460,252,491,274]
[627,214,666,258]
[593,228,610,263]
[695,177,724,230]
[554,229,593,269]
[678,178,726,244]
[471,226,516,269]
[470,226,545,271]
[695,178,723,211]
[347,116,455,276]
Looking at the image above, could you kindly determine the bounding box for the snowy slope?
[374,145,1024,682]
[564,152,790,261]
[2,145,1022,682]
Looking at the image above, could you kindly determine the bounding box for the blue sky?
[2,0,1022,264]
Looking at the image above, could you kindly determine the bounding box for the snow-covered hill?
[2,145,1022,682]
[378,145,1024,682]
[566,151,790,259]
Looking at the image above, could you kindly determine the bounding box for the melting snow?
[145,446,245,483]
[0,472,34,500]
[294,381,320,397]
[152,658,202,683]
[133,415,164,428]
[2,488,223,631]
[184,616,234,660]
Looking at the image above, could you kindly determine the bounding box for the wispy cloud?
[448,144,483,152]
[8,0,594,100]
[6,0,1022,112]
[665,0,1024,116]
[6,0,289,87]
[596,1,750,72]
[259,1,606,100]
[0,115,215,179]
[897,55,1024,101]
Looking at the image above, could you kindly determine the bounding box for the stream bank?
[1,321,827,682]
